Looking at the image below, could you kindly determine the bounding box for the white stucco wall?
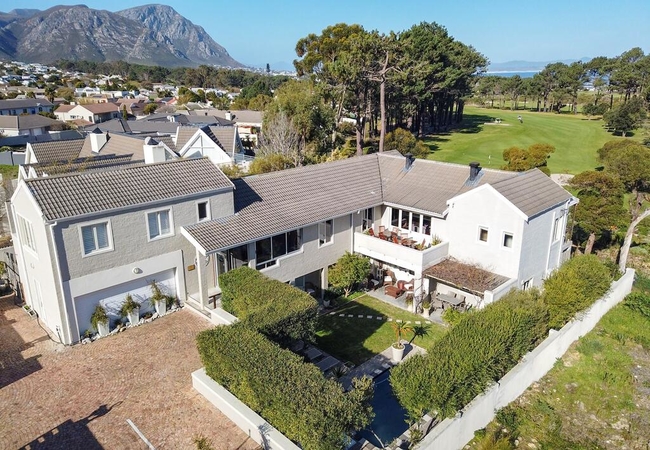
[182,133,232,166]
[445,186,525,279]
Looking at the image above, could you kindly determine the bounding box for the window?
[362,208,374,231]
[411,213,421,232]
[16,215,37,253]
[553,217,562,242]
[479,227,489,242]
[503,233,513,248]
[391,208,399,227]
[80,221,111,255]
[197,201,210,222]
[318,220,333,246]
[422,215,432,235]
[256,229,302,269]
[147,209,173,240]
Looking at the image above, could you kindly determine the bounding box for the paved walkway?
[0,297,259,450]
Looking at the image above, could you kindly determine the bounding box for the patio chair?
[432,299,444,311]
[383,270,395,286]
[379,225,386,234]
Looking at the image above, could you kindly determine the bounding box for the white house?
[10,151,576,344]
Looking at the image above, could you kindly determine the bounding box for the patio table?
[436,292,464,307]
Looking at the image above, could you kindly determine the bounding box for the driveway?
[0,296,259,450]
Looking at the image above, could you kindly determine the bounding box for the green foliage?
[502,143,555,174]
[543,255,612,329]
[90,304,108,330]
[193,436,215,450]
[390,320,413,349]
[144,103,158,114]
[441,308,463,327]
[119,293,139,317]
[219,266,318,346]
[328,252,371,297]
[248,153,294,175]
[383,128,430,159]
[604,97,647,136]
[196,324,373,450]
[623,292,650,319]
[581,102,608,118]
[391,289,548,420]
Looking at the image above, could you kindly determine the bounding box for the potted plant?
[149,281,167,315]
[91,304,110,337]
[421,297,431,318]
[120,294,140,326]
[390,321,413,362]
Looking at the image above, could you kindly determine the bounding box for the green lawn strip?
[470,302,650,449]
[315,294,446,366]
[425,106,632,175]
[0,164,19,180]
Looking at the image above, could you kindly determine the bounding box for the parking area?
[0,296,259,450]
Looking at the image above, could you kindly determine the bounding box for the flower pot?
[421,307,430,318]
[154,299,167,316]
[127,307,140,326]
[392,343,405,362]
[96,321,110,337]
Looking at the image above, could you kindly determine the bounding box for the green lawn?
[0,164,19,180]
[469,277,650,449]
[315,294,447,366]
[425,106,632,175]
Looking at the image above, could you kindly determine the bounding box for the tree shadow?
[18,403,119,449]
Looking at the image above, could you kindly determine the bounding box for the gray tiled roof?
[79,133,148,159]
[25,154,137,177]
[27,158,234,221]
[379,153,514,215]
[206,126,237,153]
[491,169,573,218]
[29,138,85,163]
[0,114,59,130]
[0,98,53,110]
[174,127,198,150]
[184,153,573,253]
[184,155,383,252]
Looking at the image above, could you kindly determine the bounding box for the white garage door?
[74,269,176,336]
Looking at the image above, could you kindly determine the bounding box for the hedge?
[219,266,318,346]
[390,289,548,420]
[542,254,612,329]
[197,324,373,450]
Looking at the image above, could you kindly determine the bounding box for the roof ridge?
[244,153,380,180]
[377,152,514,175]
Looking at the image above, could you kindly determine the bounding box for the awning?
[423,258,511,297]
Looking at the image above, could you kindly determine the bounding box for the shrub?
[219,267,318,346]
[90,304,108,330]
[328,252,370,297]
[543,254,612,329]
[120,294,139,317]
[197,324,373,450]
[624,292,650,319]
[391,289,548,420]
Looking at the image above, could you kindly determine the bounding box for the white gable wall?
[445,186,524,279]
[181,132,232,166]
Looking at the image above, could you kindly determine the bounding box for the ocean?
[484,71,539,78]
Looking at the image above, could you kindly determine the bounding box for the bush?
[197,324,373,450]
[120,294,139,317]
[391,289,548,420]
[624,292,650,319]
[219,267,318,346]
[90,304,108,330]
[543,255,612,329]
[328,252,370,297]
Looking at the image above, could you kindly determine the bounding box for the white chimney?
[89,129,108,153]
[143,137,167,164]
[225,111,232,121]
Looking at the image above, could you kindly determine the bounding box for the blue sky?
[16,0,650,69]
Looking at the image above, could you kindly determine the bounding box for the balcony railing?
[354,232,449,272]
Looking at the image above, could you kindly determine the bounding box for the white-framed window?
[478,227,489,243]
[318,220,333,247]
[503,232,514,248]
[80,220,113,256]
[16,214,37,253]
[362,208,374,231]
[146,208,174,241]
[552,216,562,242]
[197,200,210,222]
[256,229,302,270]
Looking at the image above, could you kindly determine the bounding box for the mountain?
[488,58,592,72]
[0,4,243,68]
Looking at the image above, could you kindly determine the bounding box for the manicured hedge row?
[219,266,318,345]
[542,254,612,328]
[391,290,549,419]
[197,324,373,450]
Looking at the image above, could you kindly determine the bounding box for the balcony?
[353,231,449,272]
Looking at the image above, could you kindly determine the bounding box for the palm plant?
[391,321,413,349]
[408,324,430,345]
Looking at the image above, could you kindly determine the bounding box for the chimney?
[89,129,108,153]
[469,162,481,181]
[143,137,167,164]
[404,152,414,171]
[225,111,232,121]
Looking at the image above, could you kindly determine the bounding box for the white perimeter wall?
[417,269,635,450]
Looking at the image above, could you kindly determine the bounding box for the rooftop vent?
[404,152,415,171]
[469,162,481,181]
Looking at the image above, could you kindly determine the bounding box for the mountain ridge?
[0,4,243,68]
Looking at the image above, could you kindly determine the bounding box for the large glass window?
[318,220,333,246]
[147,209,172,240]
[256,229,302,270]
[391,208,399,227]
[362,208,374,231]
[81,222,110,255]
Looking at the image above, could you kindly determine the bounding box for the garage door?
[74,269,176,336]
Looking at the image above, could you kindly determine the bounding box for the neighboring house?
[201,110,263,145]
[0,98,54,116]
[0,115,60,137]
[54,103,120,124]
[175,125,249,168]
[11,151,576,344]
